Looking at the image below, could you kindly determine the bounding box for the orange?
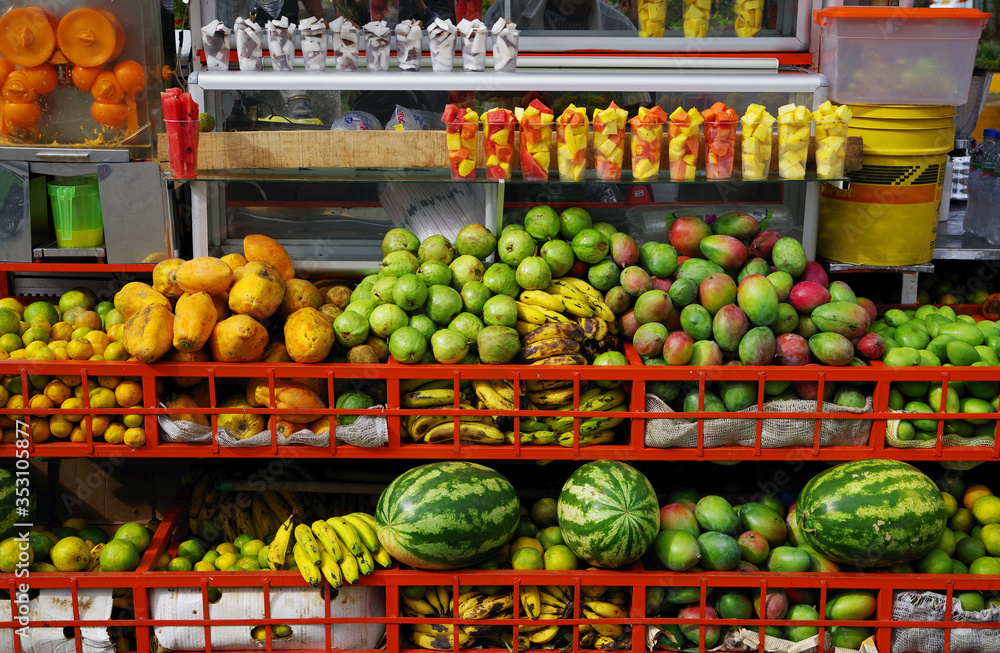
[3,102,41,128]
[71,65,101,93]
[90,71,124,103]
[88,386,117,409]
[68,426,86,443]
[98,375,121,390]
[87,415,110,437]
[0,59,14,84]
[123,426,145,448]
[60,397,84,421]
[114,380,143,408]
[99,539,140,572]
[50,321,74,341]
[91,101,127,127]
[113,523,151,553]
[29,419,50,442]
[510,536,544,556]
[86,330,110,354]
[66,338,94,360]
[50,537,90,572]
[2,71,37,103]
[167,556,193,572]
[964,484,993,510]
[113,60,145,96]
[21,64,57,95]
[28,393,53,413]
[102,422,125,444]
[103,342,128,361]
[972,495,1000,525]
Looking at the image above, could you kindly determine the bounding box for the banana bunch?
[271,511,392,593]
[503,385,629,447]
[511,584,574,648]
[401,378,506,445]
[402,585,518,650]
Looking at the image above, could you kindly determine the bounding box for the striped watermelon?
[0,467,18,539]
[797,459,945,568]
[374,462,520,570]
[557,460,660,568]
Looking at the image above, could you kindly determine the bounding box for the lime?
[236,556,261,571]
[0,297,24,318]
[215,552,238,570]
[99,539,141,572]
[114,522,151,553]
[950,507,975,533]
[972,495,1000,525]
[215,542,238,555]
[509,536,544,556]
[194,560,216,572]
[510,546,544,570]
[958,591,985,612]
[0,537,29,572]
[257,544,270,569]
[201,549,221,565]
[199,112,216,132]
[538,525,565,550]
[0,332,22,352]
[78,526,109,545]
[23,301,59,326]
[233,533,254,549]
[178,539,208,563]
[530,497,558,529]
[0,308,19,336]
[52,526,80,540]
[969,556,1000,575]
[240,539,265,558]
[982,524,1000,555]
[955,536,986,566]
[942,492,958,519]
[542,544,579,570]
[58,290,92,316]
[916,548,952,574]
[95,301,114,316]
[50,536,90,572]
[167,556,194,572]
[28,532,54,562]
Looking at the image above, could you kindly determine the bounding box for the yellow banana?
[561,297,594,318]
[526,624,560,644]
[593,634,620,650]
[412,623,452,635]
[461,592,515,620]
[516,301,551,325]
[514,320,540,337]
[423,420,505,445]
[584,601,629,619]
[423,587,443,614]
[546,279,590,304]
[524,378,575,392]
[532,353,587,366]
[527,385,578,408]
[260,491,292,522]
[293,543,321,587]
[606,317,620,335]
[326,516,364,556]
[349,511,378,531]
[409,629,473,650]
[267,514,294,571]
[402,593,438,616]
[539,588,568,608]
[311,520,344,563]
[250,495,270,540]
[471,378,515,412]
[355,543,376,576]
[559,276,603,302]
[372,545,393,568]
[541,585,571,603]
[278,491,306,519]
[318,549,344,591]
[558,428,616,447]
[522,337,580,362]
[522,321,585,345]
[341,513,379,552]
[519,289,565,312]
[436,585,451,615]
[87,544,104,571]
[400,378,453,394]
[520,585,541,619]
[580,388,627,412]
[402,388,458,408]
[583,608,625,638]
[590,300,616,322]
[294,524,322,565]
[251,625,268,641]
[488,378,517,403]
[339,547,361,584]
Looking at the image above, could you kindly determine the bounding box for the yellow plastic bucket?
[818,105,952,266]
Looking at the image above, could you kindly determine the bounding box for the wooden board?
[158,131,864,175]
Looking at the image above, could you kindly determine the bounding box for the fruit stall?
[2,0,1000,652]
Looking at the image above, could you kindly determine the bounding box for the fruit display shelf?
[30,507,997,653]
[1,348,998,461]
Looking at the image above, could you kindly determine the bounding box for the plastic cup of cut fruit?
[637,0,666,37]
[667,120,699,181]
[740,120,773,180]
[164,119,200,179]
[519,115,552,181]
[593,107,627,182]
[777,117,810,180]
[814,118,850,179]
[630,121,664,182]
[483,109,516,181]
[446,119,478,180]
[704,120,737,180]
[556,119,588,181]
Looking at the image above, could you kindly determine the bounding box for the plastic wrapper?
[813,100,852,179]
[777,103,812,179]
[330,17,360,71]
[363,21,392,72]
[491,18,519,72]
[443,103,480,179]
[385,105,444,130]
[683,0,710,37]
[200,20,231,71]
[701,101,738,180]
[667,106,702,180]
[516,99,554,181]
[395,19,423,71]
[741,103,775,180]
[331,111,383,130]
[428,18,458,72]
[458,19,487,72]
[370,0,400,28]
[299,16,328,71]
[735,0,763,37]
[629,105,668,181]
[266,17,296,71]
[234,17,264,71]
[483,108,516,180]
[556,104,589,181]
[592,102,628,181]
[638,0,666,37]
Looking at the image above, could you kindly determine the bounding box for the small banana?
[531,353,587,366]
[259,491,292,523]
[411,623,452,635]
[539,588,568,609]
[311,520,344,562]
[372,545,393,568]
[339,548,361,585]
[87,544,104,571]
[402,388,458,408]
[593,634,620,650]
[293,542,321,587]
[423,587,444,614]
[516,301,573,325]
[409,629,473,650]
[561,297,594,318]
[401,593,438,616]
[461,592,515,620]
[520,585,541,619]
[514,320,541,337]
[400,378,453,394]
[519,289,565,312]
[423,421,505,445]
[355,543,376,576]
[579,388,628,413]
[436,585,451,615]
[527,384,578,408]
[294,524,322,565]
[278,490,306,519]
[524,378,575,392]
[526,624,560,644]
[590,300,616,322]
[541,585,571,603]
[471,378,515,412]
[559,276,603,302]
[522,337,580,362]
[267,514,294,571]
[341,513,380,552]
[326,516,364,556]
[487,378,517,403]
[584,601,629,619]
[546,279,590,304]
[558,428,616,447]
[318,549,344,592]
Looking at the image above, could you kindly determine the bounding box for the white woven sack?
[891,590,1000,653]
[644,394,873,448]
[0,589,114,653]
[158,408,388,448]
[885,414,991,471]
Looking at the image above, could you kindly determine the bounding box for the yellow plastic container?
[48,176,105,248]
[818,105,952,266]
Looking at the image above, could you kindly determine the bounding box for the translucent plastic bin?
[814,8,989,106]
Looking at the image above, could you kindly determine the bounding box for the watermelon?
[0,467,25,539]
[374,462,520,570]
[557,460,659,568]
[796,459,945,568]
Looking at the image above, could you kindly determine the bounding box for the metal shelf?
[934,203,1000,260]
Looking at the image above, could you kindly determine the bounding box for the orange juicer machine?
[0,5,147,143]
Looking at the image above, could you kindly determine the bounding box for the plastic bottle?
[963,129,996,237]
[982,134,1000,244]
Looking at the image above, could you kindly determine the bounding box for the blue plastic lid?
[985,129,997,139]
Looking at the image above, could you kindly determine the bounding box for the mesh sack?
[885,413,992,471]
[158,408,388,448]
[645,394,873,448]
[891,590,1000,653]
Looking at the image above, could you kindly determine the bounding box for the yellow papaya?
[209,315,268,362]
[122,303,174,363]
[114,281,171,321]
[244,234,295,282]
[172,292,218,352]
[220,252,248,272]
[284,307,334,363]
[172,257,233,295]
[163,348,211,388]
[228,261,285,320]
[164,393,209,426]
[152,258,185,299]
[280,279,324,318]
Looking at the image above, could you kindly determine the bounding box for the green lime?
[199,112,216,132]
[113,523,151,553]
[178,539,208,563]
[233,533,254,549]
[77,526,109,545]
[100,539,141,572]
[167,556,194,572]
